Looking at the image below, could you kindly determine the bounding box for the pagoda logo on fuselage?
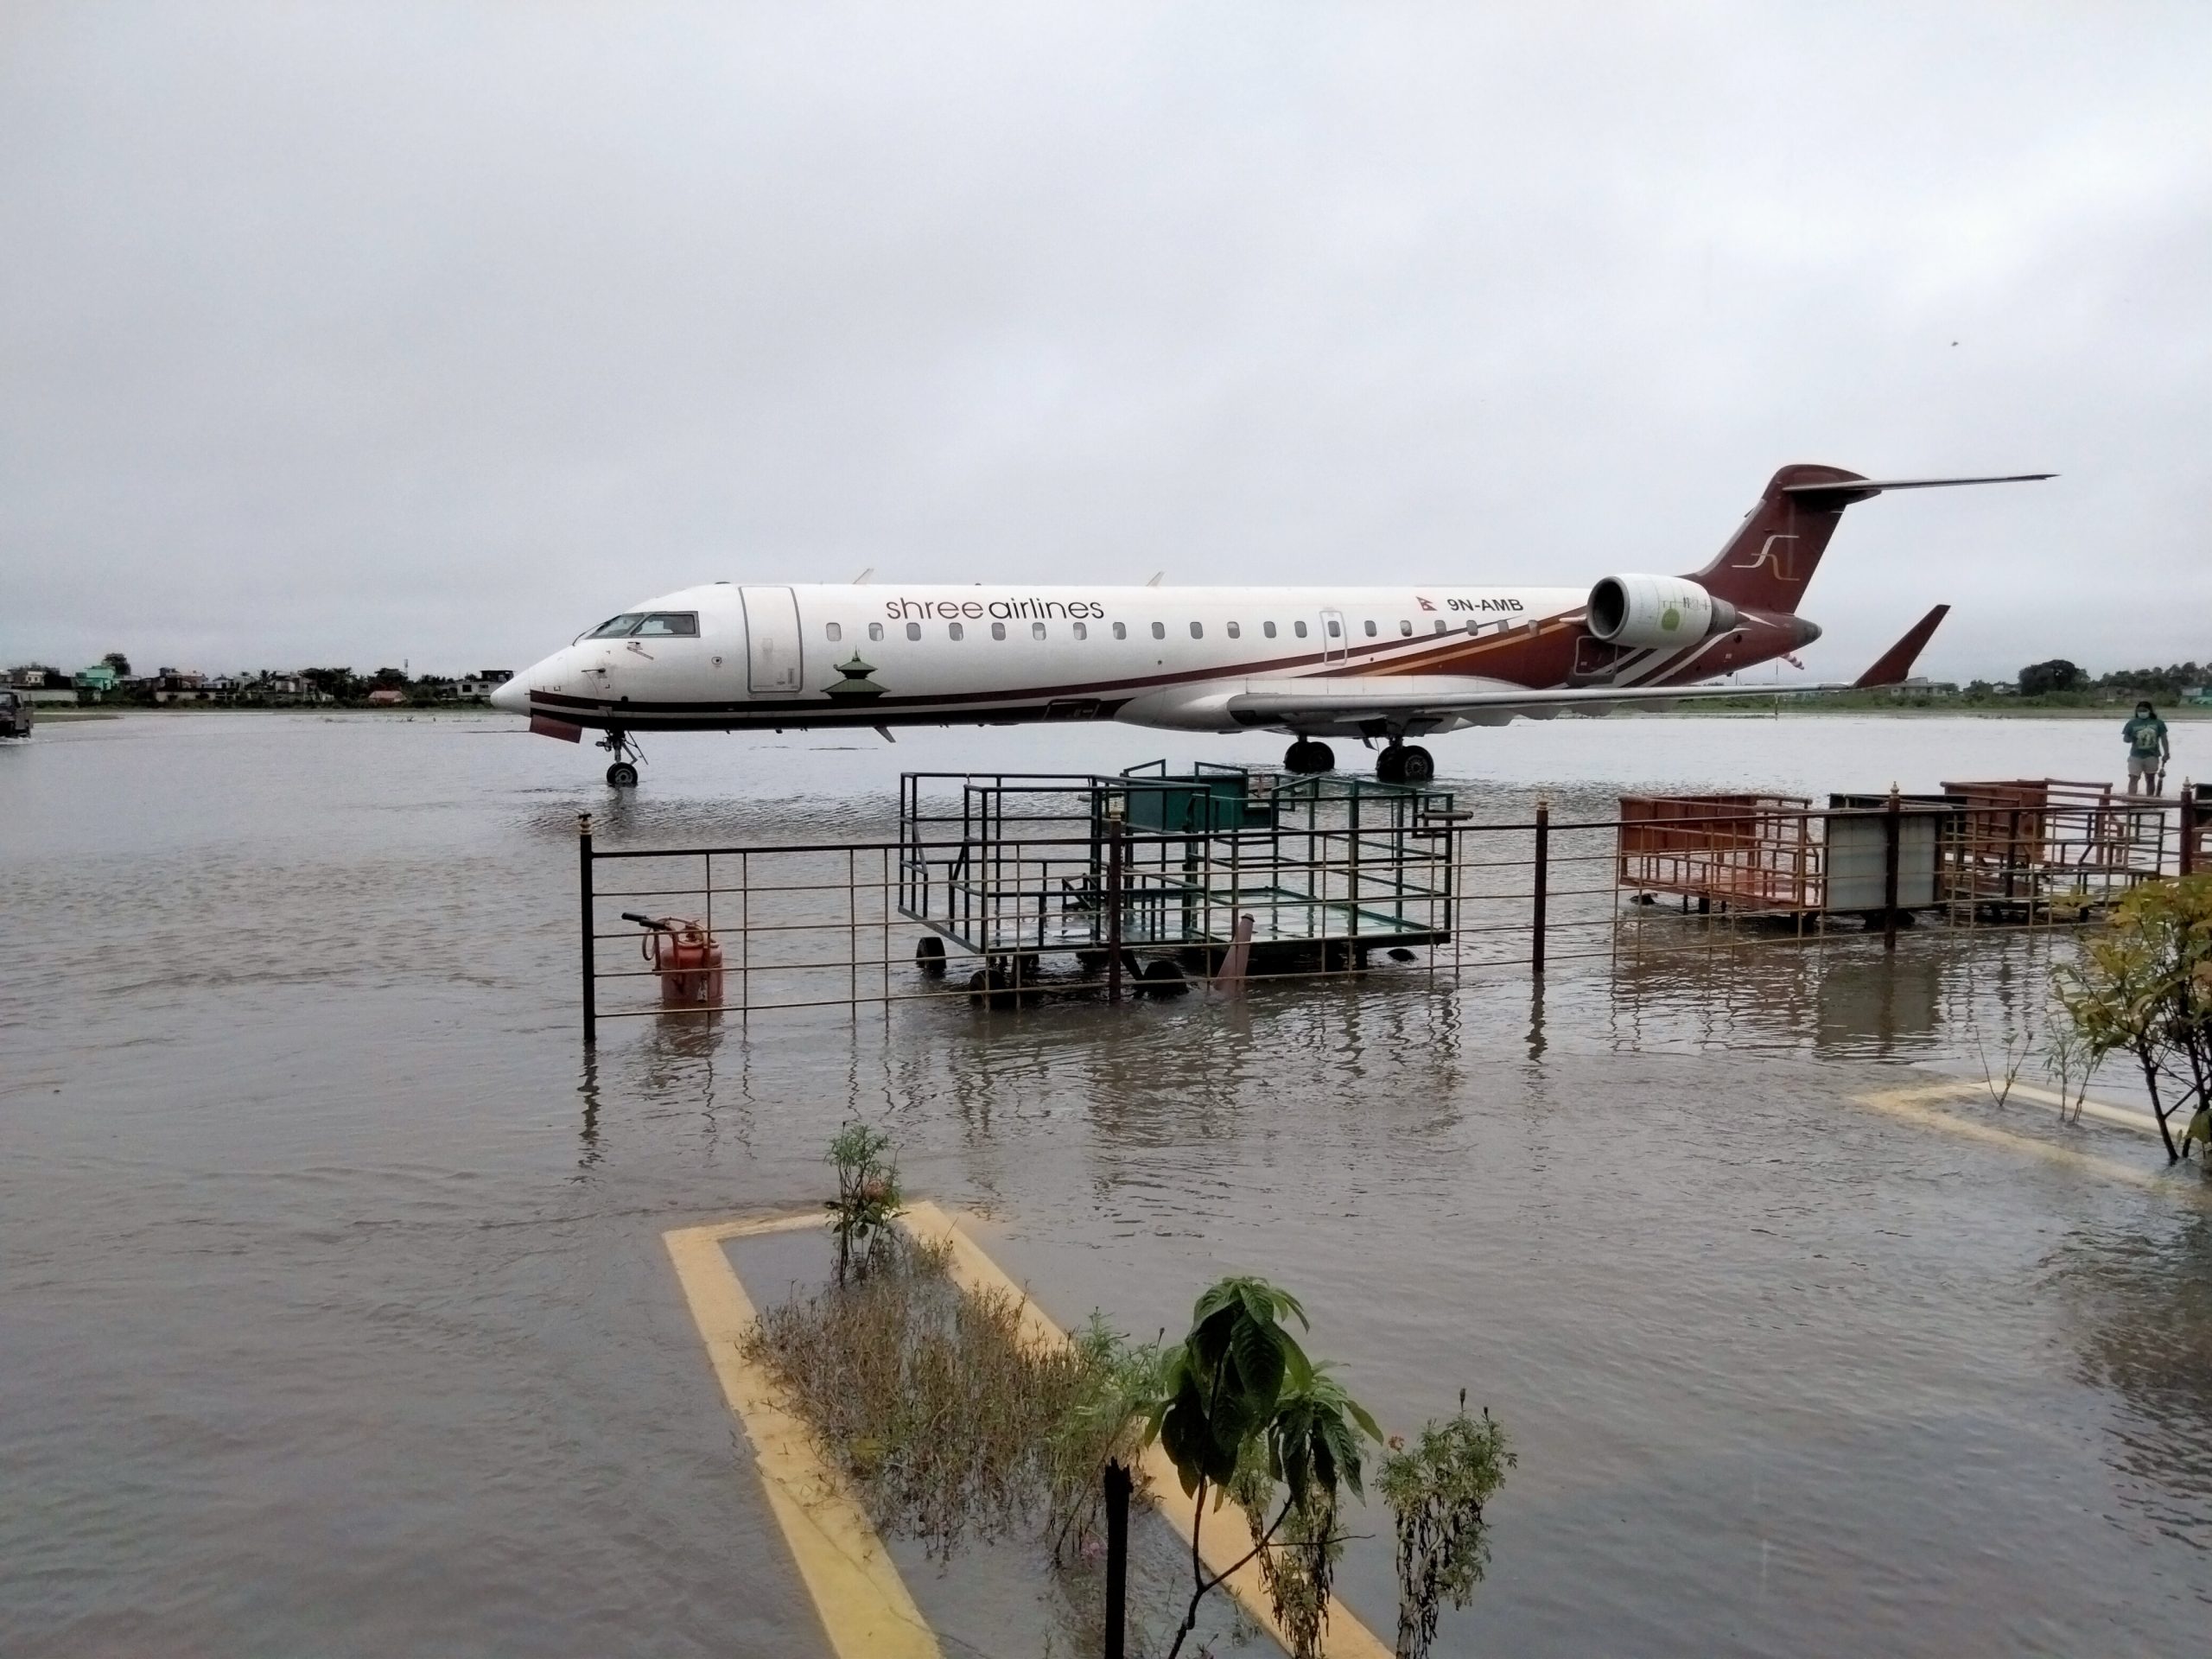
[823,655,887,700]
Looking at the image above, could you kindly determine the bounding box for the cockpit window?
[588,613,645,638]
[632,612,699,637]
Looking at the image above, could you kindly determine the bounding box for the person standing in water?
[2122,700,2170,794]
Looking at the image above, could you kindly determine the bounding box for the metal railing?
[574,783,2208,1036]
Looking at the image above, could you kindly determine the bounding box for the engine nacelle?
[1586,575,1738,648]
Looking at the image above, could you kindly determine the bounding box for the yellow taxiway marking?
[902,1201,1395,1659]
[666,1202,1395,1659]
[1854,1084,2208,1199]
[663,1212,941,1659]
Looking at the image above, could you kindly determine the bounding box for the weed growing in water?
[1378,1390,1514,1659]
[823,1121,900,1283]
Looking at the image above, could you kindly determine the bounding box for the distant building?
[243,672,327,704]
[455,670,513,701]
[7,665,79,705]
[365,687,406,707]
[1886,677,1958,700]
[152,669,212,704]
[2183,685,2212,707]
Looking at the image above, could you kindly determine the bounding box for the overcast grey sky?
[3,3,2207,683]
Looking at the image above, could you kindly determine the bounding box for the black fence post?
[579,812,597,1044]
[2178,783,2196,878]
[1103,1459,1131,1659]
[1883,786,1901,952]
[1105,819,1126,1005]
[1531,798,1550,975]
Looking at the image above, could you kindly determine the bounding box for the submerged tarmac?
[3,713,2209,1656]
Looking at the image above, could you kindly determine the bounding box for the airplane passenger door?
[741,587,804,694]
[1319,608,1349,664]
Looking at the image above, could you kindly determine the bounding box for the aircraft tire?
[1284,740,1335,775]
[1138,958,1189,998]
[607,761,640,789]
[1375,746,1407,785]
[1399,746,1435,784]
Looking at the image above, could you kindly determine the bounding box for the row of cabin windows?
[823,616,1531,644]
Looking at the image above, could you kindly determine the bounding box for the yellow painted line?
[1888,1077,2188,1141]
[903,1201,1395,1659]
[663,1215,942,1659]
[1854,1085,2208,1199]
[1977,1077,2171,1138]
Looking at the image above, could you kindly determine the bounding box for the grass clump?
[742,1230,1158,1560]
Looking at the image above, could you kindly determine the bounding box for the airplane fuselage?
[498,580,1814,740]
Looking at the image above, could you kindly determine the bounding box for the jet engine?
[1585,575,1738,649]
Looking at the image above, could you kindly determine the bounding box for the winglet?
[1853,604,1951,689]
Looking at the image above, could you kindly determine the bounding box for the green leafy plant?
[823,1122,901,1282]
[2054,875,2212,1163]
[1379,1390,1515,1659]
[1045,1313,1168,1567]
[1142,1276,1381,1659]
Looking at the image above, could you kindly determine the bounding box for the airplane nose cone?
[489,677,530,715]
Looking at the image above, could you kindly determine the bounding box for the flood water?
[3,710,2208,1657]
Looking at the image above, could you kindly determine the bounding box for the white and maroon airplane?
[492,463,2048,786]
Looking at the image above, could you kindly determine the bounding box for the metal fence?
[575,780,2209,1036]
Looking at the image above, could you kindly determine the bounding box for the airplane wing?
[1227,605,1950,725]
[1225,677,1850,722]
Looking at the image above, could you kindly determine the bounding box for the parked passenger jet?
[492,463,2048,786]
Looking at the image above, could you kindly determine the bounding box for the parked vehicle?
[0,687,32,740]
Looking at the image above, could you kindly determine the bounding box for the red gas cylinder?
[644,918,724,1010]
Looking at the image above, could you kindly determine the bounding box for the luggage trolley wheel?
[606,760,640,789]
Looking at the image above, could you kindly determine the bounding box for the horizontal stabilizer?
[1853,604,1951,689]
[1781,473,2054,509]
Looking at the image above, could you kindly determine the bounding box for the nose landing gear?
[1283,738,1336,774]
[598,728,644,789]
[1374,741,1434,785]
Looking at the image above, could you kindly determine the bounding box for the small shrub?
[823,1121,900,1282]
[1379,1390,1514,1659]
[2053,875,2212,1161]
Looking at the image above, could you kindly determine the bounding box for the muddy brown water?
[2,712,2208,1656]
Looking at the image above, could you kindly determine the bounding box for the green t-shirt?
[2123,714,2167,757]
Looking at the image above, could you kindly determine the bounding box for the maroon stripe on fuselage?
[523,608,1794,728]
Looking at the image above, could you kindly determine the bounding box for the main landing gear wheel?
[1375,743,1433,785]
[1284,739,1335,774]
[606,760,639,789]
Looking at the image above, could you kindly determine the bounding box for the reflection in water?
[1526,980,1547,1062]
[574,1049,603,1177]
[1605,920,2071,1064]
[619,1007,749,1155]
[2045,1213,2212,1545]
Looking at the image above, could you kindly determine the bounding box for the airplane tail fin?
[1689,465,2053,615]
